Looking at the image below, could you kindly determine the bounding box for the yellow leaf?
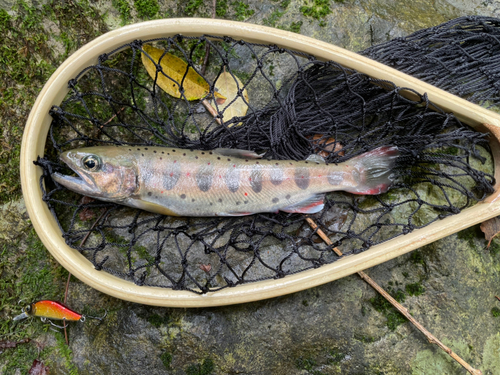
[214,71,249,127]
[141,45,226,101]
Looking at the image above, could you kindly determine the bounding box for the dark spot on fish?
[129,149,132,151]
[172,149,176,152]
[142,154,144,157]
[167,153,170,155]
[196,164,214,192]
[180,194,186,199]
[217,157,221,160]
[145,148,148,150]
[201,152,205,155]
[270,166,284,186]
[160,157,162,160]
[148,192,152,196]
[227,158,231,161]
[154,150,156,153]
[218,198,222,202]
[191,199,195,202]
[294,167,310,190]
[245,159,248,162]
[286,194,291,199]
[272,197,279,203]
[195,156,199,159]
[163,160,181,190]
[250,166,263,193]
[210,202,213,206]
[236,201,240,205]
[244,201,248,204]
[137,148,140,151]
[162,151,164,154]
[209,151,213,155]
[183,153,186,156]
[225,167,240,192]
[305,161,309,164]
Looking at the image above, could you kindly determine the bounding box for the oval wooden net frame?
[21,18,500,307]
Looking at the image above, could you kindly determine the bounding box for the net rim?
[20,18,500,307]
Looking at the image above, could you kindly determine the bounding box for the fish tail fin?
[344,146,399,195]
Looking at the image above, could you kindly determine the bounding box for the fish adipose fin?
[213,148,264,159]
[346,146,399,195]
[281,194,325,214]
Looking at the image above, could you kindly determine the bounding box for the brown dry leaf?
[28,359,49,375]
[214,71,249,126]
[141,45,226,102]
[480,216,500,248]
[309,135,344,158]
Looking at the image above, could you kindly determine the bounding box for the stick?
[305,217,483,375]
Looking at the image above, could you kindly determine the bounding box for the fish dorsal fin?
[281,194,325,214]
[213,148,264,159]
[306,154,326,164]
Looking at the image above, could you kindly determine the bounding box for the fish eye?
[82,155,101,172]
[25,305,31,312]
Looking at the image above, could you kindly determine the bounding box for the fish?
[13,300,84,322]
[51,145,399,217]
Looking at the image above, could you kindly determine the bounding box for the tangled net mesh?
[36,16,499,293]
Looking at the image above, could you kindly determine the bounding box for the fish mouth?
[51,152,100,197]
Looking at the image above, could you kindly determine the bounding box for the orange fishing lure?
[13,300,105,324]
[13,300,84,322]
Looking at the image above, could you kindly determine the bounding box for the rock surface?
[1,1,500,374]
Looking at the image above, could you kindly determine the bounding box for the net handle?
[20,18,500,307]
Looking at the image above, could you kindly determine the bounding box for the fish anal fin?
[213,148,264,159]
[281,194,325,214]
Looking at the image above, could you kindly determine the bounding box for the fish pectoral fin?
[281,194,325,214]
[213,148,264,159]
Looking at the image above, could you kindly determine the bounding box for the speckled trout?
[51,145,399,217]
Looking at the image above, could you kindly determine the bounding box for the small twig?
[305,217,482,375]
[62,208,109,345]
[201,98,222,125]
[496,296,500,302]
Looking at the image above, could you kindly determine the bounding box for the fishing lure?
[13,300,105,327]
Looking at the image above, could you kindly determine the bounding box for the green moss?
[457,225,481,250]
[231,1,254,21]
[215,0,228,17]
[186,358,215,375]
[405,282,426,296]
[295,356,317,371]
[491,307,500,317]
[370,287,407,331]
[288,21,303,33]
[161,351,173,368]
[55,332,79,375]
[263,8,284,27]
[185,0,204,17]
[489,239,500,256]
[113,0,132,24]
[134,0,159,18]
[300,0,332,20]
[147,313,170,327]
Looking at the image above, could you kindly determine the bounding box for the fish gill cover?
[36,16,499,293]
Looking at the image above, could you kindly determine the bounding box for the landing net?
[36,16,497,293]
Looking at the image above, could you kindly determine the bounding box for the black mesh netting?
[35,16,499,293]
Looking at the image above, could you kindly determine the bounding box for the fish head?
[52,147,138,200]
